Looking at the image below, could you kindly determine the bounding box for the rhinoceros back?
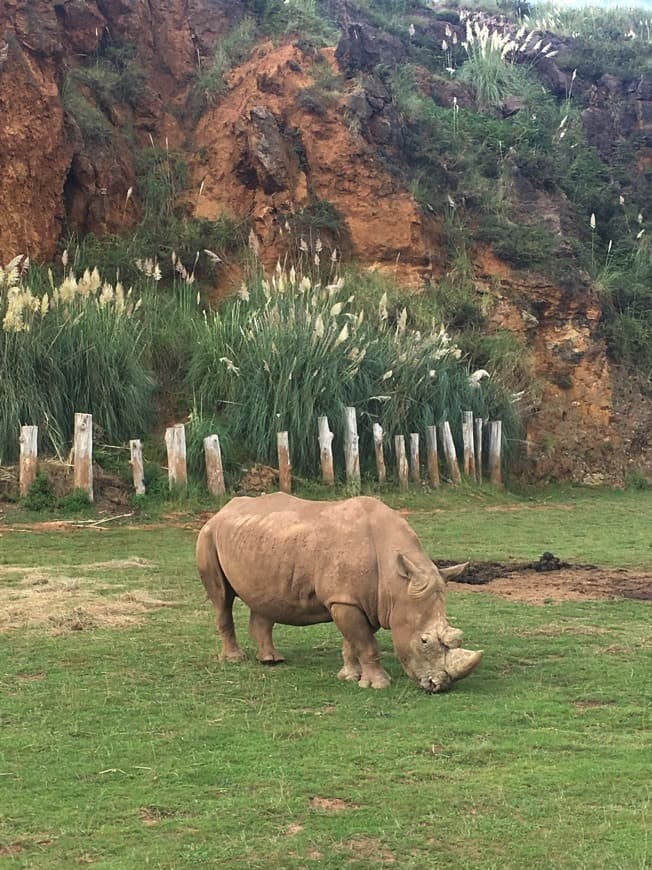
[208,493,381,626]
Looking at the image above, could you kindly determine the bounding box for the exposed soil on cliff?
[193,42,444,287]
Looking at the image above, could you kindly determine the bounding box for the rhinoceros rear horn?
[446,648,483,681]
[438,562,469,581]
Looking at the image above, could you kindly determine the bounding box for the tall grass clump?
[458,20,546,109]
[189,266,521,477]
[0,256,154,463]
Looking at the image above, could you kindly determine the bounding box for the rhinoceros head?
[391,554,483,693]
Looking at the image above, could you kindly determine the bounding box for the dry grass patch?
[517,624,608,637]
[0,559,172,633]
[0,557,155,577]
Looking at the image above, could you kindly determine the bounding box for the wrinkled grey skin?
[197,493,483,692]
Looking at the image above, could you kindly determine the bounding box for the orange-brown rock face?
[0,0,241,261]
[0,3,72,261]
[475,248,624,484]
[193,44,446,283]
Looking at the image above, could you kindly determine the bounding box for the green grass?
[0,487,650,866]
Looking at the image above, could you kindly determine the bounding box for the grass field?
[0,486,650,868]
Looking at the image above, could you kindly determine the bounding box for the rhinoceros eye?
[421,636,428,645]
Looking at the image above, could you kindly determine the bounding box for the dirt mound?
[447,560,652,604]
[237,464,278,494]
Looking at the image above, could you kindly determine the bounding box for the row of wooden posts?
[286,409,503,493]
[17,409,503,501]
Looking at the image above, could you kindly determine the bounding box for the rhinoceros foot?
[338,663,362,682]
[257,651,286,665]
[223,649,247,663]
[358,669,392,689]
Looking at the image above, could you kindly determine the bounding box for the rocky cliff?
[1,0,650,484]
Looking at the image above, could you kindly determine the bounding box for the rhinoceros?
[196,493,483,692]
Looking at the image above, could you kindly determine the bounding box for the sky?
[534,0,652,6]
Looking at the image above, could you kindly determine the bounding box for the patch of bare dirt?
[573,700,614,709]
[309,797,357,812]
[139,807,178,827]
[0,562,174,633]
[0,843,23,857]
[448,562,652,604]
[343,837,395,864]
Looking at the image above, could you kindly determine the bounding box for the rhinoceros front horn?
[445,648,484,681]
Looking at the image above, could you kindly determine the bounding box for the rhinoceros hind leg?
[331,604,392,690]
[197,530,245,663]
[249,611,285,664]
[338,638,362,682]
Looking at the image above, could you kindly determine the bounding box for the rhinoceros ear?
[398,553,433,597]
[438,562,469,581]
[397,553,419,580]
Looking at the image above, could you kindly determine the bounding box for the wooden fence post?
[344,407,360,487]
[277,431,292,493]
[373,423,386,484]
[474,417,484,483]
[204,434,226,496]
[409,433,420,485]
[463,411,476,481]
[318,416,335,485]
[488,420,503,487]
[426,425,440,488]
[129,439,146,495]
[19,425,38,497]
[73,413,94,501]
[440,421,461,485]
[395,435,409,492]
[165,424,187,490]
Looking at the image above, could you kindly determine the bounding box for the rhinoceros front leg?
[337,638,362,683]
[331,604,391,689]
[248,611,285,665]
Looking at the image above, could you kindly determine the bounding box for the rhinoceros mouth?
[420,676,453,694]
[419,648,484,693]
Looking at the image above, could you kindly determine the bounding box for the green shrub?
[20,474,92,513]
[22,473,56,511]
[62,80,113,146]
[58,489,93,512]
[197,16,258,100]
[603,312,652,378]
[477,216,556,270]
[255,0,337,43]
[286,199,347,238]
[625,469,650,491]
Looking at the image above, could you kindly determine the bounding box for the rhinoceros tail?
[196,522,232,606]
